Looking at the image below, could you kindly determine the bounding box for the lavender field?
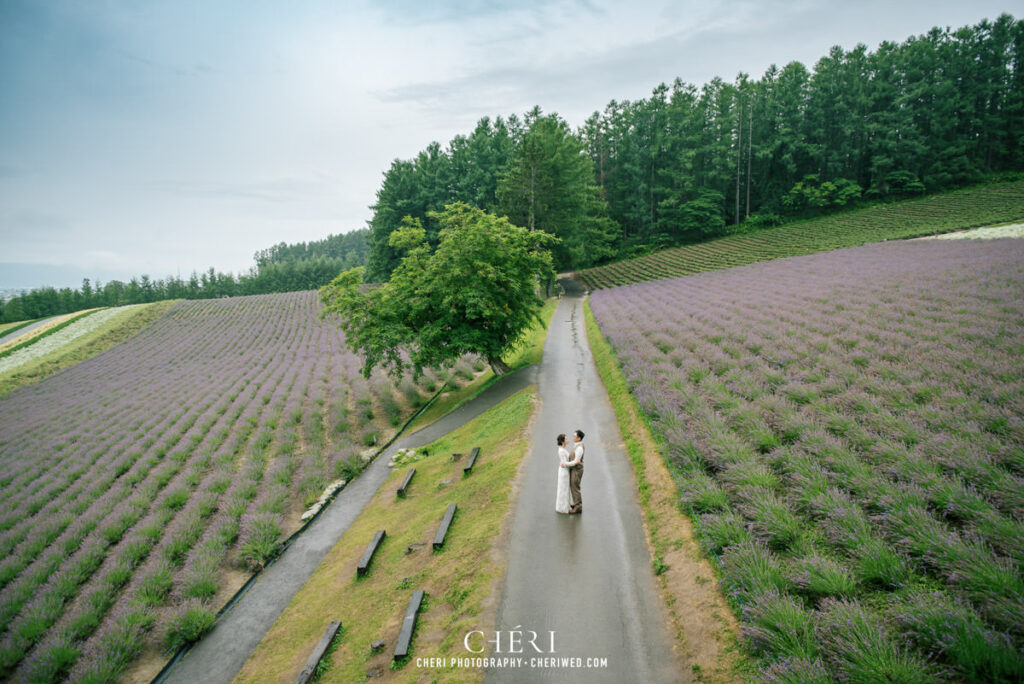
[0,291,448,683]
[590,238,1024,682]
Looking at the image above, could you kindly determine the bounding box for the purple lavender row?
[58,292,399,679]
[17,295,311,678]
[0,312,266,604]
[0,296,280,456]
[0,301,247,493]
[0,353,262,672]
[0,300,196,455]
[0,291,436,682]
[2,296,309,675]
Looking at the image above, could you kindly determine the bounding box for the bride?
[555,434,572,513]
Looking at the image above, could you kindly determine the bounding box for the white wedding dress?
[555,446,571,513]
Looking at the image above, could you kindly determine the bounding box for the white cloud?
[0,0,1016,288]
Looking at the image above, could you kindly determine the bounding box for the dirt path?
[487,289,687,683]
[159,366,539,684]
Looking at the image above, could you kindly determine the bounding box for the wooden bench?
[462,447,480,475]
[397,468,416,497]
[393,590,425,660]
[295,620,342,684]
[432,504,457,550]
[356,530,386,577]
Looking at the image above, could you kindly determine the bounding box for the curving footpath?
[161,365,539,684]
[487,282,685,683]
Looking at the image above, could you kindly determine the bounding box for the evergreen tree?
[498,109,618,269]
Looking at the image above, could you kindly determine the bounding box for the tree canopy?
[254,228,369,269]
[320,202,556,378]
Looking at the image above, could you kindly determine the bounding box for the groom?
[566,429,585,514]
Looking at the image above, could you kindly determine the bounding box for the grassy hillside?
[576,181,1024,290]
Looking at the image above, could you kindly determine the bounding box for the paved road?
[161,365,539,684]
[488,286,685,683]
[0,316,55,347]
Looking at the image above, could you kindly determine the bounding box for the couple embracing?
[555,430,585,514]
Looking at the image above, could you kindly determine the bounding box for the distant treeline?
[0,229,368,323]
[366,14,1024,279]
[253,229,370,269]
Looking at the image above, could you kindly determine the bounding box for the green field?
[576,181,1024,290]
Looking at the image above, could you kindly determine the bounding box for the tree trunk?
[487,355,511,376]
[746,105,753,219]
[736,100,742,225]
[529,164,536,232]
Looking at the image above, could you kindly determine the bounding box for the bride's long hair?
[556,433,566,446]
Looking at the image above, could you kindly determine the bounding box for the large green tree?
[319,202,556,378]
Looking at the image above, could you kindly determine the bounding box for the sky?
[0,0,1016,291]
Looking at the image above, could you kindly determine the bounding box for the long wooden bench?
[356,530,386,577]
[462,447,480,475]
[397,468,416,497]
[432,504,457,550]
[295,620,342,684]
[393,590,425,660]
